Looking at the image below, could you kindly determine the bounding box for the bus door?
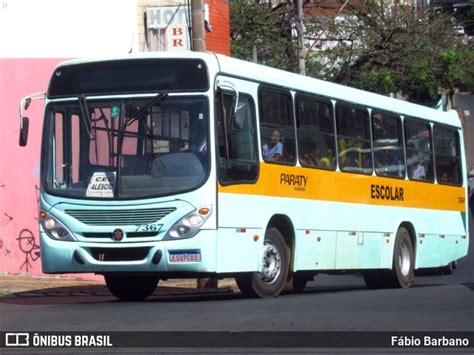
[214,76,261,273]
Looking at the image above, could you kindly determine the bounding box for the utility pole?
[191,0,206,51]
[296,0,305,75]
[192,1,213,290]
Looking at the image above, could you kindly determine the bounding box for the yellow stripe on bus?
[218,163,466,212]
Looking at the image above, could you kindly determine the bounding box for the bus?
[19,52,469,300]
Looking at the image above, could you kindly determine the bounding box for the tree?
[230,0,474,105]
[230,0,298,71]
[306,1,472,104]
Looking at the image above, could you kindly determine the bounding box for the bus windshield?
[42,96,209,199]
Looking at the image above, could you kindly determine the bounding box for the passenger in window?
[439,172,451,183]
[361,153,372,171]
[323,148,334,169]
[319,153,332,169]
[300,142,331,168]
[300,142,317,166]
[376,149,402,177]
[263,130,283,162]
[409,152,426,180]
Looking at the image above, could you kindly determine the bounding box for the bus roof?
[53,51,461,128]
[213,53,461,128]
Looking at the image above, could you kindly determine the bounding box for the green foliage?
[229,0,474,103]
[229,0,297,71]
[401,58,438,102]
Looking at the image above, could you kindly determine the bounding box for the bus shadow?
[0,281,463,305]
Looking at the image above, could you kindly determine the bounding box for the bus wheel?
[235,227,289,298]
[104,274,159,301]
[388,227,415,288]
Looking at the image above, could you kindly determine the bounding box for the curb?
[3,286,235,298]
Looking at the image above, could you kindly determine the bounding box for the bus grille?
[82,231,159,238]
[65,208,176,226]
[89,247,151,262]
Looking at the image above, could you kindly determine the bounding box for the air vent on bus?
[82,232,159,238]
[65,207,176,226]
[89,247,151,262]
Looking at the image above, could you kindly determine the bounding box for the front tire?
[235,227,289,298]
[105,274,159,301]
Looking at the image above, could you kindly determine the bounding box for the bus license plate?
[169,251,201,263]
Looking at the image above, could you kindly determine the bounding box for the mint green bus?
[19,52,468,300]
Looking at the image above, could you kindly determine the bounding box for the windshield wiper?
[115,92,168,197]
[125,92,169,127]
[78,95,93,138]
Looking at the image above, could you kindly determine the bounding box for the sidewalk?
[0,275,237,298]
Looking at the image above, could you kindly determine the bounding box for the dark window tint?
[405,118,433,182]
[336,104,372,174]
[434,125,462,185]
[48,59,209,98]
[259,88,296,164]
[372,111,405,178]
[296,95,335,170]
[217,92,258,184]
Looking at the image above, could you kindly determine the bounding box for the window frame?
[294,92,336,171]
[334,101,373,176]
[258,85,296,166]
[433,123,463,187]
[215,90,260,186]
[371,109,405,180]
[404,116,435,183]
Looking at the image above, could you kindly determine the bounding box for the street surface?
[0,216,473,334]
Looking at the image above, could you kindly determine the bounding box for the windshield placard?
[86,172,116,198]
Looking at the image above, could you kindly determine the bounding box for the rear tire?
[389,227,415,288]
[235,227,289,298]
[363,227,414,289]
[105,274,159,301]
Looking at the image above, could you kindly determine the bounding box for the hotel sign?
[146,5,209,30]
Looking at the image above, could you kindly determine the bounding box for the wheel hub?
[260,241,281,283]
[398,239,411,276]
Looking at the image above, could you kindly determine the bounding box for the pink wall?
[0,58,66,275]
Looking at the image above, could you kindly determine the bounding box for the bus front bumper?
[39,230,217,274]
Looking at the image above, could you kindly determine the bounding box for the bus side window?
[296,94,335,170]
[404,118,434,182]
[336,104,372,175]
[216,91,259,184]
[372,111,405,178]
[259,87,296,165]
[434,125,462,185]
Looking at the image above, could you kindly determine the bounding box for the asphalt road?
[0,217,473,335]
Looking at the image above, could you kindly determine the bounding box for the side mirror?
[19,116,29,146]
[18,92,46,147]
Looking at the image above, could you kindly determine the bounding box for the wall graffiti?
[17,229,40,272]
[0,238,12,258]
[0,177,43,272]
[0,180,13,226]
[0,181,13,260]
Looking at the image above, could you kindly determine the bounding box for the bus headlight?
[164,206,212,240]
[39,211,76,242]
